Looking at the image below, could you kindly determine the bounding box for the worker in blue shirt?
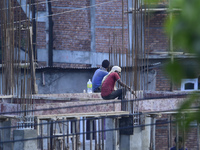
[92,60,110,92]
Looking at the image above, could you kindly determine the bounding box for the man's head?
[111,66,121,76]
[102,60,110,69]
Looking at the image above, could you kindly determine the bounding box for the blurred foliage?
[164,0,200,130]
[176,92,200,130]
[0,40,2,63]
[165,0,200,55]
[164,0,200,84]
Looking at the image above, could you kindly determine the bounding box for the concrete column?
[150,116,156,150]
[141,116,151,150]
[105,118,117,150]
[120,135,130,150]
[90,0,96,67]
[0,119,12,150]
[119,116,133,150]
[13,129,37,150]
[120,115,151,150]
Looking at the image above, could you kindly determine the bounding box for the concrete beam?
[37,49,131,67]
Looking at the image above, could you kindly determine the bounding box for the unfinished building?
[0,0,199,150]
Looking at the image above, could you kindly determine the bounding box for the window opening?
[181,78,198,91]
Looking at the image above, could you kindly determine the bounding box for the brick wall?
[144,12,173,91]
[155,66,172,91]
[155,116,199,150]
[34,0,129,53]
[153,60,181,91]
[13,0,27,22]
[145,13,169,53]
[96,0,128,53]
[52,0,91,51]
[37,22,46,49]
[36,0,46,11]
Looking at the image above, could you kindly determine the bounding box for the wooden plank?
[35,111,130,120]
[32,96,71,101]
[0,62,37,68]
[0,115,17,119]
[126,8,181,13]
[0,95,13,99]
[28,28,37,94]
[144,108,199,116]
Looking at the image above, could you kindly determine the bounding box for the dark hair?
[102,60,110,68]
[174,136,183,143]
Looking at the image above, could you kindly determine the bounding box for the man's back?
[92,68,108,92]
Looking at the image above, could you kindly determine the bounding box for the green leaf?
[165,61,184,84]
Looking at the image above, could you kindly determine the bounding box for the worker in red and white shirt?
[101,66,135,100]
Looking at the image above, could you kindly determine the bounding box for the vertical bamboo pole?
[183,115,186,150]
[121,0,124,68]
[10,0,14,97]
[62,117,66,150]
[175,121,179,150]
[90,119,93,150]
[94,119,97,150]
[76,118,80,150]
[66,120,69,150]
[83,117,86,150]
[197,122,200,150]
[72,120,75,150]
[50,120,54,150]
[169,0,174,91]
[47,119,51,150]
[168,115,171,149]
[98,118,101,150]
[40,120,43,150]
[102,118,104,150]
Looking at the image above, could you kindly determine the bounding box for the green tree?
[164,0,200,129]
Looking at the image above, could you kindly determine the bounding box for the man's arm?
[117,79,131,90]
[117,79,137,97]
